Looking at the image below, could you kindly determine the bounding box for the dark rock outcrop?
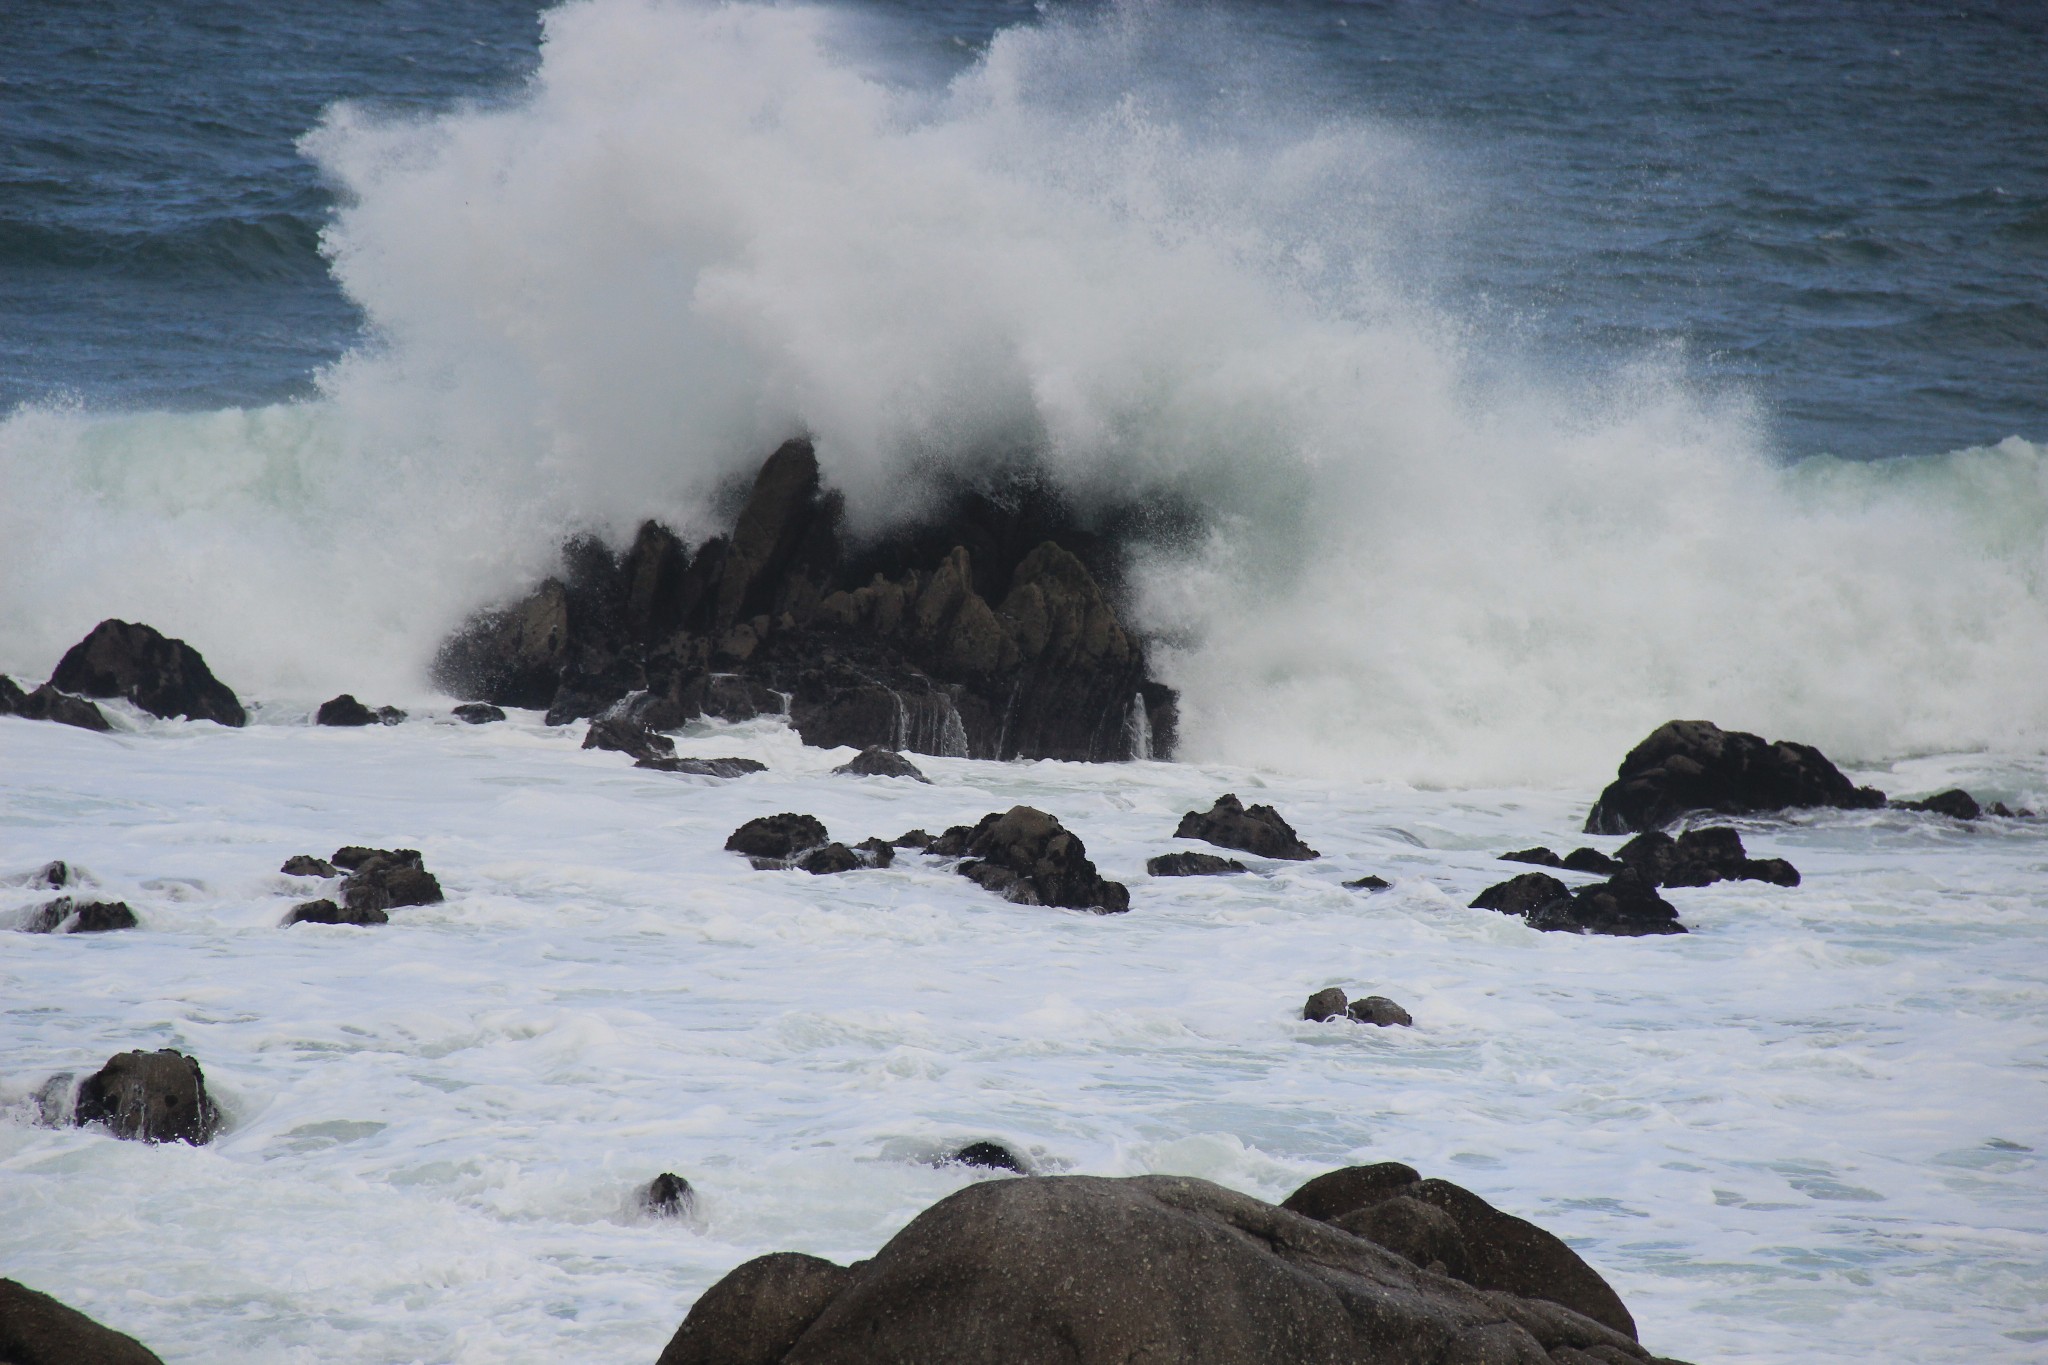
[1562,847,1622,875]
[1303,986,1350,1022]
[1615,829,1800,888]
[1349,995,1413,1027]
[1146,851,1246,877]
[9,683,113,732]
[727,814,830,862]
[637,755,768,778]
[331,847,442,911]
[1470,871,1573,918]
[453,702,507,724]
[281,855,338,878]
[932,807,1128,913]
[947,1141,1028,1173]
[1174,794,1319,860]
[1344,874,1392,891]
[0,1278,166,1365]
[796,843,863,875]
[71,1049,220,1145]
[12,860,76,889]
[0,674,22,714]
[1896,788,1982,821]
[21,898,136,934]
[658,1173,1683,1365]
[283,898,387,927]
[49,619,245,726]
[1586,720,1883,834]
[1281,1163,1639,1342]
[1472,871,1686,936]
[832,747,929,782]
[642,1172,695,1218]
[315,694,404,726]
[433,440,1176,762]
[1502,846,1565,868]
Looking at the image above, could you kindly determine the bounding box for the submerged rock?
[1348,995,1413,1027]
[331,847,442,910]
[71,1049,220,1145]
[1343,874,1392,891]
[1146,851,1247,877]
[282,898,387,927]
[20,898,136,934]
[49,619,245,726]
[433,440,1178,762]
[636,755,767,778]
[1471,870,1686,936]
[280,854,338,878]
[9,683,112,732]
[658,1172,1682,1365]
[315,694,402,726]
[935,807,1128,913]
[1502,846,1565,868]
[832,746,930,782]
[1173,793,1319,860]
[10,860,77,889]
[0,1277,166,1365]
[1586,720,1883,834]
[1470,871,1573,917]
[1895,788,1982,821]
[727,814,830,861]
[452,702,507,724]
[585,714,676,762]
[641,1172,696,1218]
[948,1141,1027,1173]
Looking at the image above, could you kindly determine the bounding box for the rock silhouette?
[1586,720,1882,834]
[50,619,245,726]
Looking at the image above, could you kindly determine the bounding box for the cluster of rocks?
[1174,792,1319,860]
[315,694,406,726]
[432,439,1177,761]
[1303,986,1413,1028]
[583,708,768,778]
[1485,826,1802,936]
[0,673,112,731]
[1473,871,1686,937]
[8,860,136,935]
[3,618,246,734]
[724,812,898,875]
[655,1164,1687,1365]
[280,846,444,926]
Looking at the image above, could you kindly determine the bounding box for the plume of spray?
[0,0,2041,779]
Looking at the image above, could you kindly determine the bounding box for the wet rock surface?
[20,897,136,934]
[933,806,1129,912]
[70,1049,220,1145]
[0,1277,166,1365]
[1617,828,1800,888]
[331,847,443,911]
[636,755,767,778]
[1586,719,1883,834]
[434,440,1176,761]
[316,694,405,726]
[1146,850,1247,876]
[6,682,112,731]
[452,702,507,724]
[283,898,387,927]
[1303,987,1412,1026]
[1344,874,1392,891]
[727,814,831,862]
[831,746,929,782]
[1473,871,1687,936]
[641,1173,696,1218]
[947,1140,1028,1173]
[1895,788,1983,820]
[659,1172,1684,1365]
[1173,793,1319,860]
[281,854,337,877]
[49,619,246,726]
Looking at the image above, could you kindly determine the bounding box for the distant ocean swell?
[2,0,2042,783]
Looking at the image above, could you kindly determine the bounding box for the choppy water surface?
[3,712,2045,1362]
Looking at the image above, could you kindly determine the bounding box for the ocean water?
[3,1,2046,1361]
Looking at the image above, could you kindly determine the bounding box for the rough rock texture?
[49,619,246,726]
[1616,829,1800,889]
[1562,847,1622,875]
[660,1173,1683,1365]
[1345,874,1392,892]
[1304,986,1351,1022]
[1586,720,1884,834]
[832,747,929,782]
[21,898,136,934]
[453,702,507,724]
[331,848,442,911]
[433,440,1177,762]
[948,1141,1027,1173]
[1502,846,1566,868]
[11,683,113,731]
[727,814,830,862]
[72,1049,220,1145]
[642,1173,695,1218]
[1174,794,1319,860]
[283,898,387,927]
[797,843,863,875]
[281,855,338,878]
[638,755,768,778]
[316,694,376,726]
[1471,872,1574,918]
[0,1278,166,1365]
[1147,851,1247,877]
[1349,995,1414,1027]
[932,807,1129,913]
[1472,872,1686,936]
[1897,788,1982,821]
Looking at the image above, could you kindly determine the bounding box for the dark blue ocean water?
[3,0,2043,460]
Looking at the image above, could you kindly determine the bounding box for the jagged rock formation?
[1146,851,1246,876]
[1174,794,1319,860]
[655,1171,1689,1365]
[49,619,246,726]
[929,807,1129,912]
[433,440,1176,761]
[1586,720,1883,834]
[1616,828,1800,888]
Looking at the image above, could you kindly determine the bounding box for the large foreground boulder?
[1174,794,1319,860]
[931,807,1129,912]
[49,620,246,726]
[1586,720,1882,834]
[656,1173,1685,1365]
[0,1278,165,1365]
[433,441,1177,761]
[71,1049,220,1145]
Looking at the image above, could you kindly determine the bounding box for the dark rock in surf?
[0,1277,167,1365]
[20,898,136,934]
[1303,987,1350,1022]
[1174,794,1319,861]
[637,755,768,778]
[797,842,863,875]
[1348,995,1413,1027]
[1527,875,1686,937]
[283,897,387,927]
[892,829,934,849]
[1616,828,1801,889]
[1561,846,1622,875]
[72,1049,220,1146]
[584,714,675,762]
[1470,871,1573,918]
[1281,1163,1639,1342]
[832,746,930,782]
[1344,874,1392,891]
[281,855,337,878]
[316,694,376,726]
[1502,846,1565,868]
[727,814,829,862]
[949,1141,1028,1173]
[938,807,1129,913]
[1585,720,1883,834]
[13,684,113,732]
[50,619,245,726]
[331,847,442,910]
[853,837,897,868]
[659,1173,1680,1365]
[0,674,25,714]
[13,860,76,889]
[433,439,1178,762]
[1896,788,1983,821]
[641,1172,696,1218]
[1146,851,1246,877]
[453,702,506,724]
